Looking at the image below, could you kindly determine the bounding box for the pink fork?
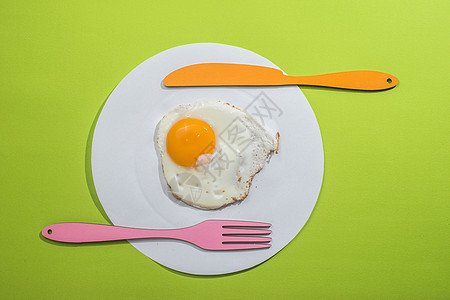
[42,220,272,250]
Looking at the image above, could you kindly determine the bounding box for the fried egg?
[155,101,279,209]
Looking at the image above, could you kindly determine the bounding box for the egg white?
[155,101,279,209]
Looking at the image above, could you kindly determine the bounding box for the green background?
[1,0,449,298]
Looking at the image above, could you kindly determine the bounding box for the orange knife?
[164,63,399,91]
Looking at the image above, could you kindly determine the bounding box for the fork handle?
[42,223,187,243]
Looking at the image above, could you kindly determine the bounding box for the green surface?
[1,0,449,298]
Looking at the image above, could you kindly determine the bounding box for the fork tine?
[222,236,271,243]
[219,243,271,250]
[222,221,271,228]
[222,228,272,235]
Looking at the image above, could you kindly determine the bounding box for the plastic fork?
[41,220,272,250]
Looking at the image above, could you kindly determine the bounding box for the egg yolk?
[166,118,216,167]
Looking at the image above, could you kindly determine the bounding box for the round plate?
[91,43,324,275]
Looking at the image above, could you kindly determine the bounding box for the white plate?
[91,43,323,275]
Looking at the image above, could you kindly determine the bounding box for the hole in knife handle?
[387,78,392,84]
[47,229,52,235]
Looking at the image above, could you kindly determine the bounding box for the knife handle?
[284,70,398,90]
